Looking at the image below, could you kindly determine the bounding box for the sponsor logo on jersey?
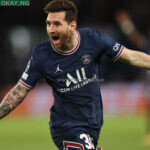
[81,55,92,64]
[66,68,86,87]
[113,42,120,51]
[57,67,96,93]
[55,64,63,73]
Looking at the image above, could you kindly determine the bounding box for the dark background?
[0,0,150,87]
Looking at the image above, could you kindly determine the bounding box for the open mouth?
[52,36,59,40]
[51,36,60,45]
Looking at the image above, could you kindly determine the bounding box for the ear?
[69,20,77,31]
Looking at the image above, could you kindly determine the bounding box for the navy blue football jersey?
[19,28,124,137]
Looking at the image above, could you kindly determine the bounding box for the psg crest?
[81,55,92,64]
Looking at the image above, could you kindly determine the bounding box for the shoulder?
[78,27,104,40]
[33,40,50,54]
[78,27,101,35]
[78,28,106,47]
[31,40,50,64]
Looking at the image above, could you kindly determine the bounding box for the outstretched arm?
[0,83,30,119]
[119,47,150,70]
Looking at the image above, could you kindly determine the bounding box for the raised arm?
[0,83,30,119]
[119,47,150,70]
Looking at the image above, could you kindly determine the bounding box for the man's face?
[46,11,76,50]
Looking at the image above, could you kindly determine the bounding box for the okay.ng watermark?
[0,0,30,6]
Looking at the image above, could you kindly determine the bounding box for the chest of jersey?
[43,47,100,94]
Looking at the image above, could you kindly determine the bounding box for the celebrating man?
[1,0,150,149]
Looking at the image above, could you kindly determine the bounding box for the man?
[0,0,150,150]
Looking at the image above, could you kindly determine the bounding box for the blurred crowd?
[0,0,150,87]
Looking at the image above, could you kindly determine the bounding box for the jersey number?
[80,134,95,149]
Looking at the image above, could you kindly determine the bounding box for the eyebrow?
[46,20,62,24]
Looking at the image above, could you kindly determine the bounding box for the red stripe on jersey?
[113,46,125,61]
[97,148,102,150]
[52,30,80,55]
[64,141,84,150]
[19,80,32,90]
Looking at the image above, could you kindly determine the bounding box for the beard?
[50,30,73,52]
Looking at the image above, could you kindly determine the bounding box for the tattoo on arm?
[0,83,30,119]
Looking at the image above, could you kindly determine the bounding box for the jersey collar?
[51,30,80,55]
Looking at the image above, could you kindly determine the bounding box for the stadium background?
[0,0,150,150]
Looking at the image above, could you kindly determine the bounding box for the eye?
[46,21,51,26]
[54,21,61,26]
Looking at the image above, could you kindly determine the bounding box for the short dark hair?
[44,0,78,23]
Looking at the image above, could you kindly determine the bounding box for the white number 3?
[80,134,95,149]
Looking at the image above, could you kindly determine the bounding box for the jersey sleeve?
[91,29,125,61]
[19,47,42,90]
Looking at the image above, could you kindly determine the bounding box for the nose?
[47,24,56,34]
